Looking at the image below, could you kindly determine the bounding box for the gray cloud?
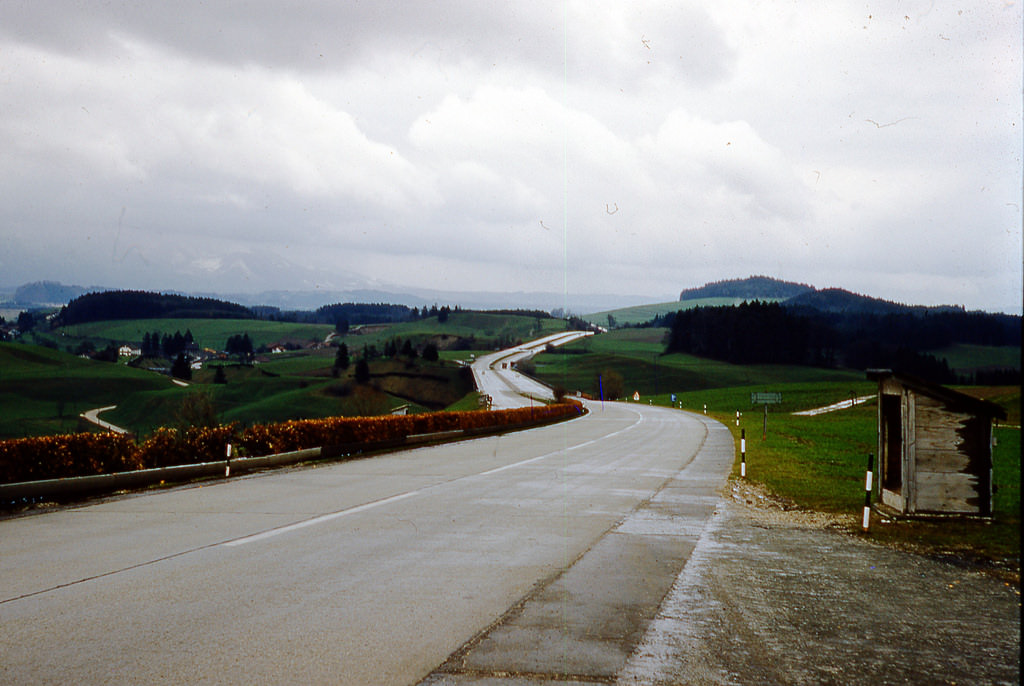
[0,1,1019,312]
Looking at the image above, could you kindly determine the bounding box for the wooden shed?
[866,370,1007,517]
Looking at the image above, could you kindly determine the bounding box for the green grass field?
[7,312,556,438]
[706,402,1020,567]
[928,343,1021,373]
[584,297,779,326]
[641,383,1020,569]
[47,318,335,351]
[0,343,172,438]
[532,327,865,397]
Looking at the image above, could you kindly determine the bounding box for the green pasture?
[37,311,564,359]
[2,312,549,440]
[104,355,474,435]
[47,318,335,351]
[532,327,864,397]
[0,342,171,438]
[928,343,1021,372]
[706,401,1020,565]
[334,311,564,354]
[584,297,774,326]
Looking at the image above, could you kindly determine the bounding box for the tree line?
[141,330,195,357]
[659,301,1021,385]
[58,290,252,325]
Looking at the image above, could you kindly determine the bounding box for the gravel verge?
[618,480,1021,685]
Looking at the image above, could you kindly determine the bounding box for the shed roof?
[866,369,1007,420]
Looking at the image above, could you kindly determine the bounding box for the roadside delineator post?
[735,410,740,427]
[740,429,746,478]
[862,453,874,531]
[225,443,233,477]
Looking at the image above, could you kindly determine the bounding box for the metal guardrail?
[1,408,585,506]
[0,448,322,503]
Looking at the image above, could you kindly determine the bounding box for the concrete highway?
[0,401,733,684]
[471,330,593,410]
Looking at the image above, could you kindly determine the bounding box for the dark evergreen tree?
[401,339,416,359]
[93,343,119,363]
[334,343,350,371]
[354,357,371,385]
[171,352,192,380]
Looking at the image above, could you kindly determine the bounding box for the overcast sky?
[1,1,1020,312]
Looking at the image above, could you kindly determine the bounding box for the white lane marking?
[225,491,420,547]
[225,405,648,547]
[477,408,645,477]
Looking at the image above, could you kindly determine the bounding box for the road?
[471,330,593,410]
[0,401,733,685]
[79,405,129,434]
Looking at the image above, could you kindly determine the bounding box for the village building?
[866,370,1007,518]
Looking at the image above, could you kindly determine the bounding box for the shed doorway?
[881,394,902,493]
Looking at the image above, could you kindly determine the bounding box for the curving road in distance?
[470,330,593,410]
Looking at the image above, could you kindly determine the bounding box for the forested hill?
[659,300,1021,385]
[679,276,814,301]
[784,288,968,315]
[58,291,254,325]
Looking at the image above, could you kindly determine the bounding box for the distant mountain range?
[5,281,97,307]
[1,281,658,315]
[2,275,1010,318]
[681,276,973,316]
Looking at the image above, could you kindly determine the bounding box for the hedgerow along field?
[531,327,1020,572]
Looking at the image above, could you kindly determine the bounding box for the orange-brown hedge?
[0,402,582,484]
[0,432,141,483]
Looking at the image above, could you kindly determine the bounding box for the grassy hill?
[5,311,558,439]
[583,298,761,327]
[0,342,172,438]
[45,318,335,351]
[928,343,1021,374]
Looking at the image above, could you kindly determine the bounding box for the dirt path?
[619,481,1021,685]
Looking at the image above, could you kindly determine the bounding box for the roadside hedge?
[0,402,582,484]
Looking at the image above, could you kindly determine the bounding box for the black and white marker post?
[225,442,233,478]
[862,453,874,530]
[740,429,746,478]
